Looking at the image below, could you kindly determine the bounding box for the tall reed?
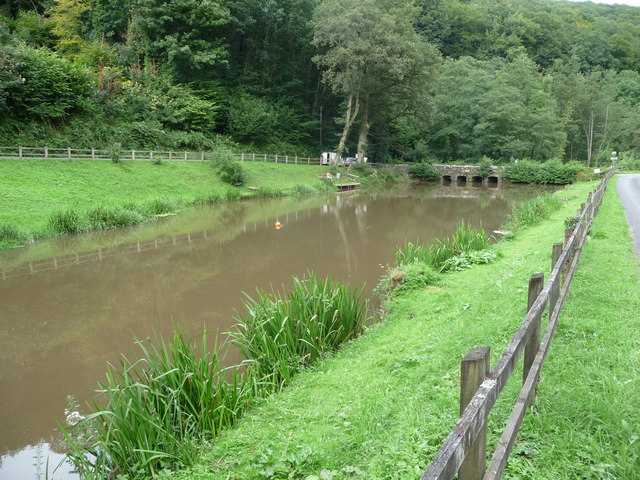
[230,273,369,389]
[63,330,256,478]
[502,194,562,233]
[396,220,491,268]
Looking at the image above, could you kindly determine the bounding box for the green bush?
[293,184,316,196]
[1,44,92,121]
[408,162,439,180]
[477,156,494,177]
[504,160,581,184]
[350,162,375,177]
[217,157,247,186]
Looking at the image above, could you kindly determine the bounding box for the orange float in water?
[275,221,281,230]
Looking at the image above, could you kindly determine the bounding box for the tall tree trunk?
[335,92,360,163]
[356,93,370,163]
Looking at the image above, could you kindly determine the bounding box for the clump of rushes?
[396,220,491,269]
[252,186,285,199]
[63,330,256,479]
[231,273,369,390]
[86,205,146,229]
[293,183,316,196]
[0,222,26,243]
[147,197,179,215]
[502,194,562,233]
[49,208,85,234]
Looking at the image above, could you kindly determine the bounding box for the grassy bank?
[500,177,640,478]
[161,179,637,479]
[0,159,332,250]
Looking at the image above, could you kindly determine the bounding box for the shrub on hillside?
[217,156,246,186]
[504,160,581,184]
[408,162,439,180]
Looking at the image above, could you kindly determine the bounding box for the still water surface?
[0,182,549,479]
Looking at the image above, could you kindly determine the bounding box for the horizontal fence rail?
[0,146,320,165]
[420,168,614,480]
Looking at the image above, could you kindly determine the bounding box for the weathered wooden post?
[459,346,491,480]
[19,146,23,159]
[253,153,256,161]
[201,151,205,161]
[44,147,48,159]
[550,243,562,314]
[275,154,278,163]
[523,273,544,405]
[242,152,245,161]
[150,151,154,163]
[169,151,173,161]
[91,148,95,160]
[67,147,71,159]
[285,155,289,164]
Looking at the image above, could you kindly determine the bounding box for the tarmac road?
[616,173,640,256]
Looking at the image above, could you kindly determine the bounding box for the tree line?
[1,0,639,164]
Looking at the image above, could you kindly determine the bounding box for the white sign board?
[594,168,601,174]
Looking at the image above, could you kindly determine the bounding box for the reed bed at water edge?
[501,193,563,233]
[62,272,368,479]
[63,330,258,479]
[230,273,369,390]
[396,220,491,269]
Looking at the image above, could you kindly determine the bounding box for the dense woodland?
[0,0,639,164]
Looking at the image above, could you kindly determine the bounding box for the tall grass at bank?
[64,272,368,479]
[64,330,257,478]
[502,193,562,234]
[396,220,491,269]
[230,273,369,389]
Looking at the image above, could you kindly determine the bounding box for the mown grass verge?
[497,177,639,479]
[155,179,636,480]
[0,159,336,251]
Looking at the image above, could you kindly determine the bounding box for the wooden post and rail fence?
[420,168,615,480]
[0,146,320,165]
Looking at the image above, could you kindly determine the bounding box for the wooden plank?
[460,347,491,480]
[523,273,544,394]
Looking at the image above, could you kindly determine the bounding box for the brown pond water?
[0,182,551,479]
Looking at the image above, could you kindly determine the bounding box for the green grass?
[164,180,627,480]
[0,159,331,250]
[498,178,640,479]
[396,220,491,269]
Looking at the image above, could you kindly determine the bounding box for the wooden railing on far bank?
[420,168,615,480]
[0,146,320,165]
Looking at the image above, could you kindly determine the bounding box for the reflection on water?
[0,182,550,479]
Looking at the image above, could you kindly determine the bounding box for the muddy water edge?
[0,181,553,479]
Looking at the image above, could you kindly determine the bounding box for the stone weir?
[388,164,503,186]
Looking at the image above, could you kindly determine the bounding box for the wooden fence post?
[523,273,544,404]
[459,346,491,480]
[131,150,136,160]
[91,148,95,160]
[67,147,71,159]
[150,151,154,163]
[19,146,23,159]
[253,153,256,161]
[285,155,289,164]
[184,151,187,161]
[169,151,173,161]
[275,154,278,163]
[242,152,245,161]
[44,147,48,159]
[550,243,562,314]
